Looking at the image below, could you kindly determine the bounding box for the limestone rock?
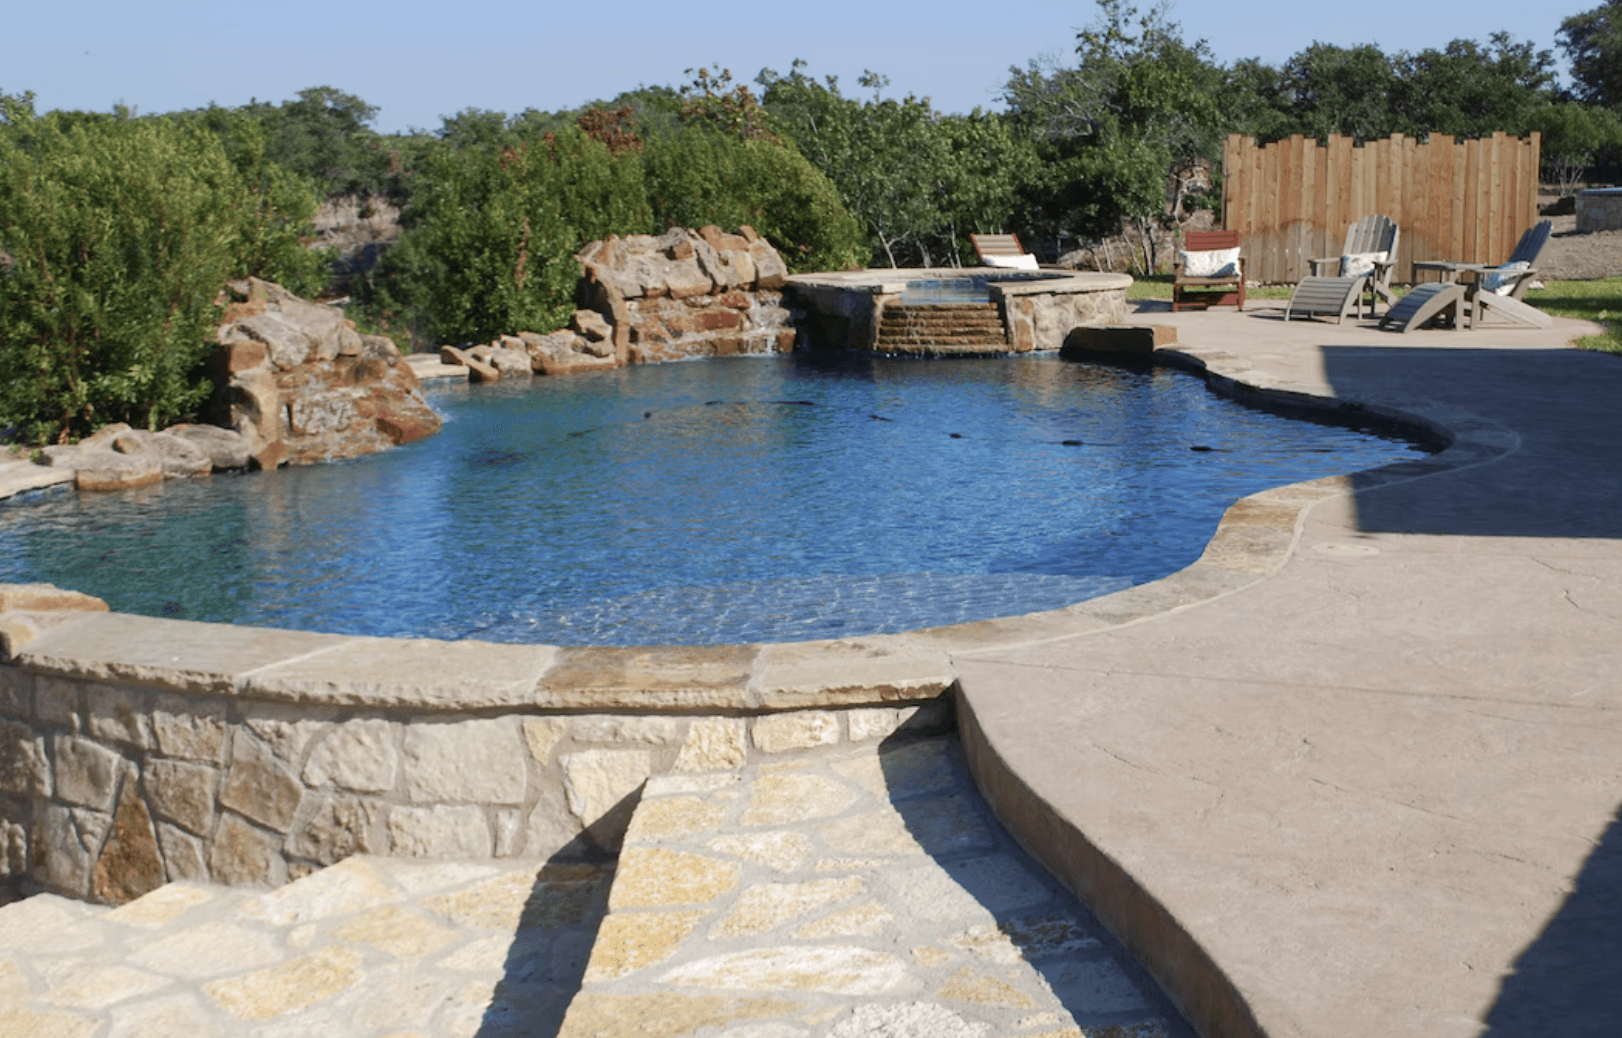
[562,749,652,852]
[142,430,214,478]
[31,804,107,897]
[483,343,533,378]
[401,719,528,806]
[569,227,794,367]
[0,583,108,614]
[0,817,25,880]
[151,694,227,762]
[674,717,748,773]
[387,804,490,858]
[161,423,252,471]
[220,734,304,833]
[302,718,399,793]
[39,440,164,492]
[156,823,208,881]
[519,329,620,375]
[217,279,440,465]
[660,945,909,995]
[227,312,315,369]
[0,719,51,796]
[827,1002,990,1038]
[752,711,841,753]
[441,344,500,383]
[287,795,382,864]
[228,366,285,465]
[572,309,613,342]
[209,813,283,886]
[53,734,124,811]
[92,772,165,904]
[144,759,217,836]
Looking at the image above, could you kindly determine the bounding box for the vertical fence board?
[1222,132,1538,282]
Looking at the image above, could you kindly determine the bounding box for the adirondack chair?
[971,233,1039,270]
[1383,220,1554,333]
[1286,215,1400,322]
[1172,229,1246,312]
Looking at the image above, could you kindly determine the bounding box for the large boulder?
[569,227,796,368]
[215,278,442,465]
[517,330,619,376]
[161,424,253,471]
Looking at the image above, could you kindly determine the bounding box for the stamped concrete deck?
[955,299,1622,1038]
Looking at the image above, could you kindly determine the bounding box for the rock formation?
[214,278,441,466]
[41,423,222,492]
[583,225,794,365]
[434,226,797,381]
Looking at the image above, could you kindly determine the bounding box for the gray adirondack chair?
[1383,219,1554,332]
[1285,215,1400,323]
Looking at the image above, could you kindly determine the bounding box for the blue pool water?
[0,354,1429,646]
[899,273,1062,304]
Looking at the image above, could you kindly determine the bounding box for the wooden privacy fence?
[1222,132,1541,284]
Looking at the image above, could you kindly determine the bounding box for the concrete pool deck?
[956,298,1622,1038]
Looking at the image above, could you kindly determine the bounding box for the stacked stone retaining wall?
[0,607,953,905]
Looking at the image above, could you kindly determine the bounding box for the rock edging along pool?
[0,352,1435,647]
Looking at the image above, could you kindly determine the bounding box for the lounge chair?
[1383,219,1554,332]
[971,233,1039,271]
[1284,215,1400,323]
[1172,230,1246,312]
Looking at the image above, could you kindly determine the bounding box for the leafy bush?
[372,127,652,344]
[0,110,324,443]
[642,127,864,273]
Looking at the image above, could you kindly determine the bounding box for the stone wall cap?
[14,612,351,695]
[241,636,558,708]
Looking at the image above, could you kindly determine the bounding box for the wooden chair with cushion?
[1309,214,1401,314]
[1385,219,1554,333]
[1286,215,1400,323]
[971,233,1039,270]
[1172,229,1246,312]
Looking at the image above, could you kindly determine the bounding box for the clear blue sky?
[1,1,1588,134]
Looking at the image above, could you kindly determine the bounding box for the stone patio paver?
[0,735,1185,1037]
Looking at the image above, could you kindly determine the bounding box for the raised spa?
[0,353,1428,645]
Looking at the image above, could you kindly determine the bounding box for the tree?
[1395,34,1557,138]
[1533,101,1622,193]
[1561,0,1622,107]
[0,89,34,126]
[371,127,651,343]
[0,110,323,443]
[763,62,959,267]
[1003,0,1224,270]
[1277,43,1402,140]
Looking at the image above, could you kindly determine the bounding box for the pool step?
[877,302,1009,353]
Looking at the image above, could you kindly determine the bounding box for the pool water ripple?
[0,354,1429,645]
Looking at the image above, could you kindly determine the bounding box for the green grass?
[1524,278,1622,353]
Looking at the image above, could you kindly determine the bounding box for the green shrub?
[642,128,864,273]
[374,128,653,344]
[0,111,324,444]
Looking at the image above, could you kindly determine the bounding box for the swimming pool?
[0,353,1430,645]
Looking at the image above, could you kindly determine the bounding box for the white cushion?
[983,253,1039,270]
[1181,246,1240,279]
[1339,251,1388,278]
[1483,260,1532,295]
